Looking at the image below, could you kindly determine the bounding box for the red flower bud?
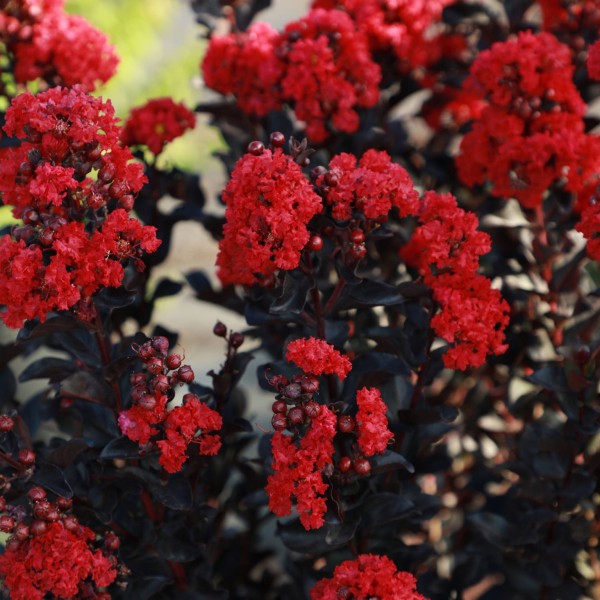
[18,449,35,466]
[213,322,228,337]
[0,515,15,532]
[338,457,352,473]
[176,365,195,383]
[27,487,46,503]
[166,354,182,370]
[287,406,305,425]
[0,416,14,432]
[337,415,355,433]
[272,400,287,414]
[354,457,371,475]
[247,140,265,156]
[30,520,48,536]
[271,414,288,431]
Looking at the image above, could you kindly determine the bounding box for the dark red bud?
[309,235,323,252]
[283,383,302,400]
[146,357,164,375]
[27,487,46,503]
[230,332,245,348]
[14,523,29,541]
[269,132,286,148]
[165,354,182,370]
[337,415,355,433]
[30,520,48,536]
[213,322,227,337]
[272,400,287,414]
[304,401,321,419]
[300,376,319,395]
[338,456,352,473]
[151,336,170,357]
[138,393,157,411]
[152,374,170,393]
[288,406,305,425]
[56,497,72,511]
[349,230,365,244]
[247,140,265,156]
[0,515,15,532]
[18,449,35,466]
[354,457,371,475]
[0,416,14,432]
[176,365,194,383]
[119,194,135,211]
[271,414,288,431]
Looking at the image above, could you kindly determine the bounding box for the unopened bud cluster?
[268,373,321,432]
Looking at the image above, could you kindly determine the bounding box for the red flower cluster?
[201,9,380,142]
[216,143,322,287]
[356,387,394,456]
[317,149,418,221]
[0,87,158,327]
[402,192,509,370]
[457,31,600,209]
[286,337,352,380]
[118,336,222,473]
[121,97,196,155]
[0,488,118,600]
[266,404,337,530]
[312,0,459,72]
[310,554,427,600]
[201,21,285,117]
[0,0,118,92]
[277,8,380,142]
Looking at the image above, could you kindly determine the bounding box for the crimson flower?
[356,387,393,456]
[0,87,159,327]
[0,521,117,600]
[121,97,196,155]
[0,0,118,91]
[402,192,509,369]
[286,337,352,380]
[312,0,459,72]
[266,405,337,529]
[277,8,381,142]
[319,149,418,221]
[201,21,285,117]
[310,554,428,599]
[216,146,322,287]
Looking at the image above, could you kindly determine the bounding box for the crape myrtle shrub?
[0,0,599,598]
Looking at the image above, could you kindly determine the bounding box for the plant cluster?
[0,0,599,598]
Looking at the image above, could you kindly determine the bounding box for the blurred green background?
[65,0,223,173]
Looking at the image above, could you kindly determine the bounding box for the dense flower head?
[319,149,418,221]
[312,0,458,72]
[118,337,222,473]
[216,146,322,286]
[0,87,158,327]
[0,0,118,91]
[120,97,196,155]
[286,337,352,380]
[465,31,584,115]
[201,21,284,117]
[0,521,117,600]
[1,86,145,217]
[276,8,381,142]
[266,405,337,529]
[310,554,427,599]
[355,387,393,456]
[430,273,510,370]
[457,32,599,209]
[402,192,509,369]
